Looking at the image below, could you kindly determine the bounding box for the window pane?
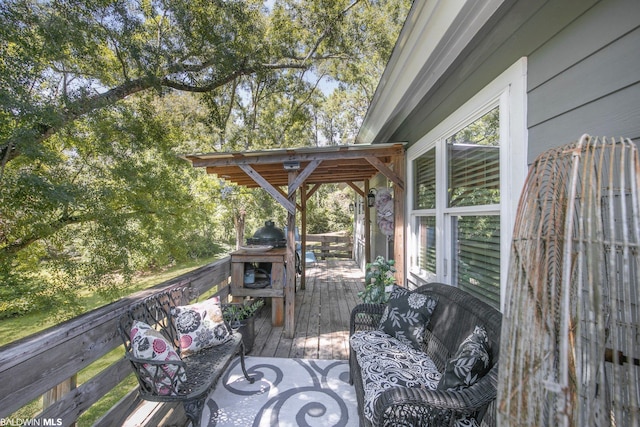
[417,216,436,275]
[447,107,500,207]
[414,148,436,209]
[452,215,500,309]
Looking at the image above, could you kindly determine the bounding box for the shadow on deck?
[251,259,365,360]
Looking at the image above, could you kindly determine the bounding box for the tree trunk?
[234,210,245,249]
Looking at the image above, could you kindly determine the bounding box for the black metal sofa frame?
[349,282,502,427]
[117,287,254,427]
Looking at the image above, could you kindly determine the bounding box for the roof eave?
[357,0,507,144]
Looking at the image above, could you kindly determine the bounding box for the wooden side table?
[230,248,285,326]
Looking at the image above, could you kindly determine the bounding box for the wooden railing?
[305,232,353,260]
[0,256,233,427]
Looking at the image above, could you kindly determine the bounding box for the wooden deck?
[250,259,365,360]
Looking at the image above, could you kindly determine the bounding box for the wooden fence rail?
[0,256,232,427]
[305,233,353,260]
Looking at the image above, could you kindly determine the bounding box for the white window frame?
[407,58,528,311]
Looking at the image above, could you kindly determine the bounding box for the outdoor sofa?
[349,282,501,427]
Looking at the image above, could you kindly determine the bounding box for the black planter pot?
[232,316,255,354]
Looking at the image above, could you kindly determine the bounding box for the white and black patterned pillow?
[378,285,438,350]
[437,325,492,391]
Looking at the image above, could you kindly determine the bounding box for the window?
[453,214,501,304]
[408,59,527,310]
[447,107,500,208]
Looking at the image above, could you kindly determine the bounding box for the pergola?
[184,143,406,337]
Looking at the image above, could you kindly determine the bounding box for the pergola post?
[285,171,297,338]
[393,154,405,286]
[364,180,371,266]
[300,185,307,290]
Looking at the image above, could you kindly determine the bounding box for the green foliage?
[305,185,353,234]
[0,258,219,425]
[0,0,410,318]
[358,256,396,304]
[222,298,265,325]
[0,95,229,318]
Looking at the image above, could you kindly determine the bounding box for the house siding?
[527,0,640,158]
[386,0,639,164]
[360,0,640,285]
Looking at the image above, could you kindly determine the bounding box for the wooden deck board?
[250,259,364,360]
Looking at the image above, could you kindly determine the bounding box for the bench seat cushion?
[350,330,441,422]
[350,330,481,427]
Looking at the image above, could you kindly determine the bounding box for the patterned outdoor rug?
[202,356,359,427]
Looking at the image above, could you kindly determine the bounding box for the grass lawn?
[1,256,222,426]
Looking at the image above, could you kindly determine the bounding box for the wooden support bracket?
[239,164,296,214]
[365,156,404,190]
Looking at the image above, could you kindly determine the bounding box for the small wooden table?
[230,248,286,326]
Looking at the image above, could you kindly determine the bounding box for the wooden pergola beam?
[239,164,295,214]
[346,181,365,197]
[188,144,405,168]
[306,183,322,199]
[365,155,404,190]
[288,159,321,197]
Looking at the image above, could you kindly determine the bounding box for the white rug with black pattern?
[202,356,359,427]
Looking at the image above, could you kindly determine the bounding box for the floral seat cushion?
[171,296,232,356]
[130,320,186,395]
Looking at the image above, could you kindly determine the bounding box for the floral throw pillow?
[437,325,492,391]
[130,320,185,395]
[172,297,232,356]
[378,285,438,350]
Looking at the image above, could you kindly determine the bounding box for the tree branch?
[304,0,362,62]
[0,60,309,164]
[1,1,361,165]
[0,208,161,257]
[162,62,308,93]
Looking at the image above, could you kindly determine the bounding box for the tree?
[0,95,217,317]
[315,0,412,144]
[0,0,411,317]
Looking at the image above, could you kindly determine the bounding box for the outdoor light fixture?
[367,189,377,207]
[349,203,355,213]
[283,161,300,170]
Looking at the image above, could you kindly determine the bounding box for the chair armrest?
[373,368,498,426]
[349,303,386,336]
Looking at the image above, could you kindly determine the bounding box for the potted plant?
[358,256,396,304]
[222,298,264,353]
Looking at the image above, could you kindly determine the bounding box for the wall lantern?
[367,189,377,208]
[349,203,355,213]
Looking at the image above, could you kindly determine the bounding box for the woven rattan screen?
[498,135,639,426]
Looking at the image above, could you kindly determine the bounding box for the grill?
[246,220,286,248]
